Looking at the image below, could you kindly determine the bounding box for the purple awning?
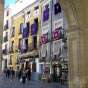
[54,2,61,15]
[43,8,49,22]
[31,23,38,36]
[22,27,28,39]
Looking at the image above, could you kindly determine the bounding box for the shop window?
[32,62,36,72]
[5,59,7,68]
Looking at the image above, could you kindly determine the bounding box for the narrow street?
[0,74,68,88]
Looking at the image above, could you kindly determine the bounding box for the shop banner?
[41,34,48,44]
[22,27,28,38]
[53,30,59,40]
[43,8,49,22]
[31,23,38,36]
[54,2,61,15]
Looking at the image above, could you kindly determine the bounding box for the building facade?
[40,0,68,83]
[2,5,13,71]
[2,0,68,83]
[2,0,41,81]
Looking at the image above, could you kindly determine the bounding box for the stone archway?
[58,0,88,88]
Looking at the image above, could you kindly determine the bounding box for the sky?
[4,0,16,8]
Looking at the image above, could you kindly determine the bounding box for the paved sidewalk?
[0,74,68,88]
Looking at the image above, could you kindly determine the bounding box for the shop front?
[18,50,39,81]
[53,63,62,82]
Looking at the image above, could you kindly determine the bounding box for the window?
[11,27,15,37]
[11,41,14,51]
[18,38,22,50]
[9,55,12,64]
[33,36,37,49]
[5,44,7,53]
[6,20,9,29]
[24,39,28,47]
[16,57,19,64]
[34,18,38,29]
[26,22,30,33]
[6,32,8,41]
[19,23,23,34]
[7,11,9,16]
[27,11,30,15]
[34,18,38,23]
[34,6,39,10]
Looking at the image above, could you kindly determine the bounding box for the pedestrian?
[5,68,10,78]
[22,69,26,84]
[18,68,23,79]
[27,68,31,80]
[11,68,15,81]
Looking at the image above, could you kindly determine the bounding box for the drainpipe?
[50,0,53,82]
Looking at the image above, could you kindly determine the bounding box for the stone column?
[0,0,4,73]
[66,26,88,88]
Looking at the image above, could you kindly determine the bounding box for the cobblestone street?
[0,74,68,88]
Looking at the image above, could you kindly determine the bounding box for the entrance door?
[53,64,62,82]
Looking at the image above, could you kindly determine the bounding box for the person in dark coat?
[18,68,23,79]
[5,68,10,78]
[27,68,31,80]
[22,69,26,84]
[10,68,15,81]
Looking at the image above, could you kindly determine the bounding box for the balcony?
[4,24,9,31]
[3,36,8,42]
[34,9,39,17]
